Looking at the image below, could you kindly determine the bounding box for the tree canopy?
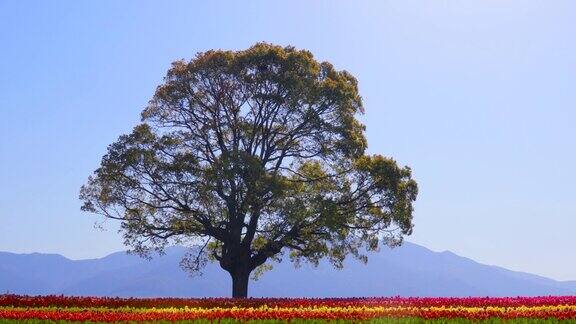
[80,43,418,297]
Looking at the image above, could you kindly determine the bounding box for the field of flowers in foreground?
[2,295,576,323]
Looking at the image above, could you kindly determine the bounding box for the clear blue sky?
[1,1,575,280]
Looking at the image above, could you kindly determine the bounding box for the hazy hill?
[1,242,574,297]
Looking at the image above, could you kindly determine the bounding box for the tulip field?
[2,295,576,323]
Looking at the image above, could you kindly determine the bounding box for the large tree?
[80,43,418,298]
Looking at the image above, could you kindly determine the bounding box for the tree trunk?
[231,269,250,298]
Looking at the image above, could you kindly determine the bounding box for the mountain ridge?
[1,242,574,297]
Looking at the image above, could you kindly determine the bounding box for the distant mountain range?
[1,242,575,297]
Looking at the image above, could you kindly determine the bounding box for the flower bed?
[1,295,576,322]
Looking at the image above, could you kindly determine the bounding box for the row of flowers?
[3,305,576,321]
[2,295,576,309]
[3,295,576,321]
